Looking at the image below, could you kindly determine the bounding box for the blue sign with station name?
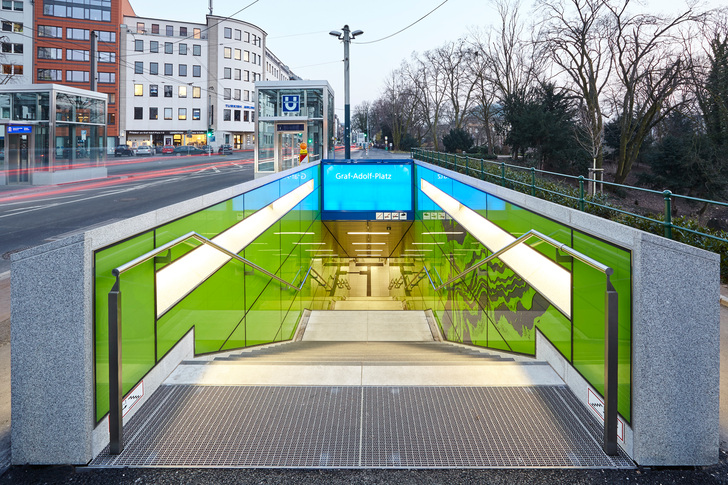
[7,125,32,134]
[322,162,413,220]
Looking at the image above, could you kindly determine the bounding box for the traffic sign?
[282,95,300,113]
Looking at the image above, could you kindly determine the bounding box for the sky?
[131,0,721,119]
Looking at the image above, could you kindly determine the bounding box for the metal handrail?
[422,229,612,292]
[108,231,324,455]
[413,228,620,456]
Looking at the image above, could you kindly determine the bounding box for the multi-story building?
[0,0,33,85]
[119,14,297,150]
[32,0,136,147]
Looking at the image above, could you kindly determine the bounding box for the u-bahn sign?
[282,95,300,113]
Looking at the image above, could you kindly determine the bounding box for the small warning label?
[587,388,625,442]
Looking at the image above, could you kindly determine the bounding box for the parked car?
[200,145,214,154]
[174,145,204,155]
[161,145,175,154]
[218,144,233,155]
[114,145,134,157]
[135,145,153,156]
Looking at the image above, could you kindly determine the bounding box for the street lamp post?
[330,25,363,160]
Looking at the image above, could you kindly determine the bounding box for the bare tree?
[606,0,697,183]
[537,0,611,169]
[407,51,448,150]
[431,40,478,130]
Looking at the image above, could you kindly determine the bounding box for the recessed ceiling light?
[351,242,385,245]
[347,232,389,235]
[422,232,464,235]
[274,232,314,235]
[355,249,382,252]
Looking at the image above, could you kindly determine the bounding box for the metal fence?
[412,148,728,278]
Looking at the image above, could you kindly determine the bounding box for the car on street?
[114,145,134,157]
[135,145,153,156]
[218,144,233,155]
[174,145,204,155]
[161,145,175,154]
[200,145,214,154]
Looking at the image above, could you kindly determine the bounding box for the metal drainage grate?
[91,385,633,469]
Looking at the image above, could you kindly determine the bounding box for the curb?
[721,295,728,308]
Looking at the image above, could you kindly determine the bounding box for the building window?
[192,108,200,120]
[150,84,158,97]
[1,64,21,75]
[1,21,21,32]
[193,44,201,56]
[98,72,115,83]
[38,26,62,38]
[150,41,159,53]
[178,108,187,120]
[179,44,187,55]
[150,62,158,75]
[235,29,241,40]
[192,28,200,39]
[224,27,232,39]
[234,69,241,80]
[38,69,62,81]
[0,43,21,54]
[66,49,89,61]
[108,112,115,125]
[164,63,173,76]
[151,24,159,34]
[234,110,241,122]
[244,110,249,122]
[224,47,231,59]
[134,61,143,74]
[234,89,241,100]
[98,31,115,43]
[165,42,173,54]
[98,52,115,63]
[37,47,62,59]
[136,22,145,34]
[223,109,231,121]
[66,70,89,82]
[180,26,187,37]
[134,107,143,120]
[149,107,158,120]
[234,48,241,61]
[134,40,143,52]
[108,93,116,104]
[166,25,173,36]
[244,51,249,62]
[193,65,201,77]
[66,28,88,40]
[224,67,231,79]
[244,71,249,82]
[179,64,187,76]
[164,107,172,120]
[134,84,143,96]
[164,85,173,97]
[178,86,187,98]
[245,31,250,42]
[193,86,201,98]
[224,88,231,100]
[244,90,249,101]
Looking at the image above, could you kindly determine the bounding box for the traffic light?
[308,138,313,145]
[207,128,213,137]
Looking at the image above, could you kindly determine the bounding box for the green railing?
[412,148,728,279]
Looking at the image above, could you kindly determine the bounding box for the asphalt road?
[0,151,256,274]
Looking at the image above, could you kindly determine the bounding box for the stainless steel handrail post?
[108,276,123,454]
[604,276,619,456]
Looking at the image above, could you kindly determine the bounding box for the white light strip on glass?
[307,249,333,252]
[420,179,571,318]
[355,249,382,252]
[274,232,314,235]
[156,179,315,317]
[406,249,432,252]
[422,232,464,235]
[412,242,445,245]
[347,232,389,235]
[293,242,325,245]
[351,242,385,245]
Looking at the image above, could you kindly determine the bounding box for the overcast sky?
[132,0,721,117]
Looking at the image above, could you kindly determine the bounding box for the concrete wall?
[419,161,720,466]
[10,163,317,465]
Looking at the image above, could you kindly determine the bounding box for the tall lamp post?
[329,25,363,160]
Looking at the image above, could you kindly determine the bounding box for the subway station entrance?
[10,156,719,469]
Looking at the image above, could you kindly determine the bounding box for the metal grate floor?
[90,385,633,469]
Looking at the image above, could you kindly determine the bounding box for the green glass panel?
[93,231,155,421]
[245,280,283,346]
